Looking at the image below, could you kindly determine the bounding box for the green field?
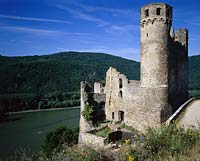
[0,108,80,160]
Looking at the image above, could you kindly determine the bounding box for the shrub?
[82,102,94,121]
[39,126,79,159]
[7,147,35,161]
[130,124,200,160]
[48,146,108,161]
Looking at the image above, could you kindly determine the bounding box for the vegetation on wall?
[82,102,94,121]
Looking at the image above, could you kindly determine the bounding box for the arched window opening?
[145,9,149,17]
[119,78,123,88]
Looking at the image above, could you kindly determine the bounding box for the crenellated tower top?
[140,3,173,28]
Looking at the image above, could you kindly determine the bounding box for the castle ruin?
[79,3,188,148]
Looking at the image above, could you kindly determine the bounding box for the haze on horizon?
[0,0,200,61]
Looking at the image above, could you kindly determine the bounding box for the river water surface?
[0,108,80,159]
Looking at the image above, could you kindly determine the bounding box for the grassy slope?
[0,52,199,95]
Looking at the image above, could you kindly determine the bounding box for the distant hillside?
[0,52,199,95]
[188,55,200,90]
[0,52,139,95]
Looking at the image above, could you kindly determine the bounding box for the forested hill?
[0,52,140,95]
[188,55,200,90]
[0,52,199,95]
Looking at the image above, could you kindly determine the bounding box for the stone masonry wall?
[79,82,105,147]
[174,29,188,106]
[94,82,105,94]
[79,132,106,149]
[105,67,171,131]
[105,67,140,123]
[79,82,93,144]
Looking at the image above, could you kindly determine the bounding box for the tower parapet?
[140,3,172,28]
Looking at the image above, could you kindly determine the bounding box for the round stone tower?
[140,3,172,88]
[140,3,173,123]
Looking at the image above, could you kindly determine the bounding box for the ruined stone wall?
[105,67,140,124]
[79,2,189,135]
[168,29,178,109]
[104,3,187,131]
[93,93,106,103]
[79,82,106,145]
[79,132,106,149]
[104,67,172,131]
[79,82,93,144]
[168,28,188,111]
[175,29,188,103]
[94,82,105,94]
[93,93,106,122]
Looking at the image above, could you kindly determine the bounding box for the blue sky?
[0,0,200,61]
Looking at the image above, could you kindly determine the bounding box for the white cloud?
[0,26,64,35]
[0,14,71,24]
[56,4,138,34]
[0,25,90,37]
[65,1,133,16]
[56,5,108,27]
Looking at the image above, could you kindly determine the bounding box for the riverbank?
[6,106,80,115]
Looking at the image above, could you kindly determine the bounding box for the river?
[0,108,80,159]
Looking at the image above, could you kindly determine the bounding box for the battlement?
[174,28,188,46]
[140,3,172,27]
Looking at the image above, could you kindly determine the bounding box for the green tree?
[82,103,94,120]
[40,126,79,159]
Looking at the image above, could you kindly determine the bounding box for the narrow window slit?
[112,112,114,119]
[145,9,149,17]
[119,78,122,88]
[119,91,123,98]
